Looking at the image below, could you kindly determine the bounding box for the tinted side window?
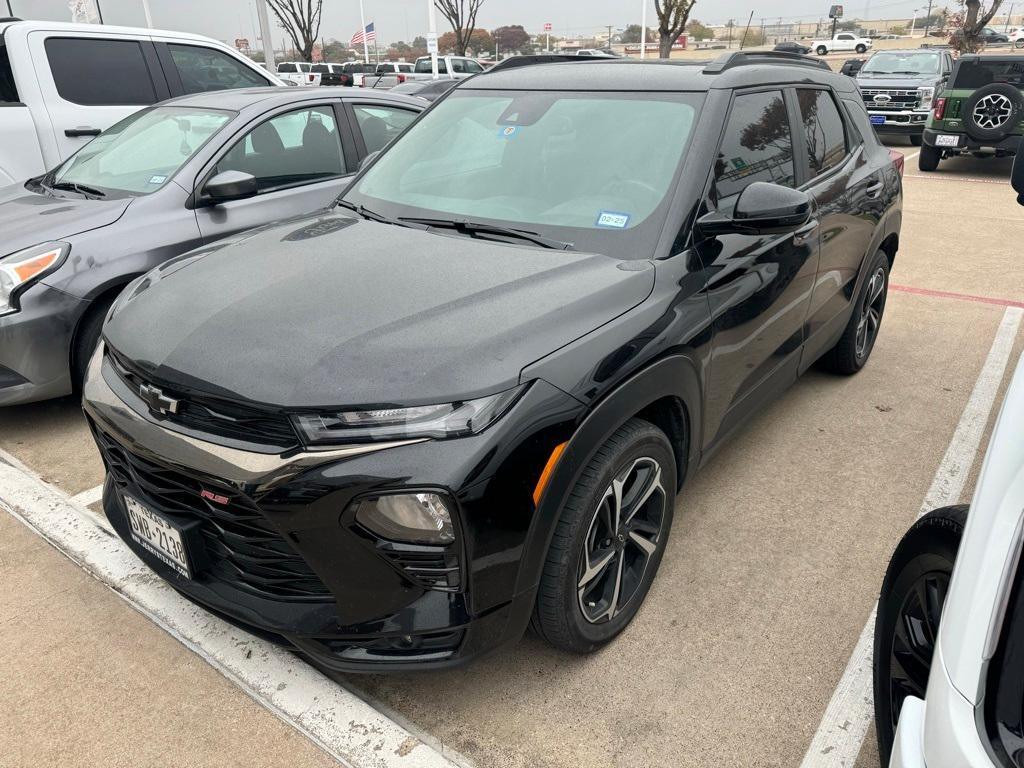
[169,44,270,94]
[452,59,466,73]
[353,104,418,154]
[0,32,18,103]
[45,38,156,106]
[713,90,796,208]
[278,63,297,73]
[797,89,848,177]
[464,60,483,73]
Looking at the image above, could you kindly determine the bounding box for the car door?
[796,87,883,366]
[695,88,821,450]
[194,102,355,243]
[28,32,170,163]
[345,101,421,159]
[836,33,855,51]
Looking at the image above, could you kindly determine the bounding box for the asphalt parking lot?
[2,139,1023,768]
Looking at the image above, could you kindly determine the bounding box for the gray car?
[0,86,423,406]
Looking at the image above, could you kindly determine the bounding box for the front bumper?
[0,281,86,406]
[82,344,581,671]
[868,110,930,136]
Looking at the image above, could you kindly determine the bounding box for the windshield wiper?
[49,180,106,198]
[398,217,575,251]
[335,199,423,229]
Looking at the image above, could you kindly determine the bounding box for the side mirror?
[359,150,381,171]
[1012,138,1024,205]
[698,182,813,236]
[203,170,258,203]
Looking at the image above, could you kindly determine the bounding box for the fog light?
[355,493,455,544]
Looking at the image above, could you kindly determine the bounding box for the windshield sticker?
[497,126,520,139]
[148,175,167,185]
[595,211,631,229]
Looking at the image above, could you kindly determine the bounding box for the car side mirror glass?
[698,182,813,236]
[359,150,381,171]
[1012,138,1024,205]
[203,170,258,204]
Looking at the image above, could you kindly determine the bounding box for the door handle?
[864,181,884,199]
[65,127,102,137]
[793,220,819,246]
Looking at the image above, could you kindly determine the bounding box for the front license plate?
[935,134,960,147]
[870,115,886,125]
[123,495,192,578]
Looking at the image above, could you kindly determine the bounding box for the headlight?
[354,493,455,544]
[292,383,527,444]
[918,86,935,109]
[0,242,69,315]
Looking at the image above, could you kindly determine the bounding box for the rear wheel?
[856,43,868,53]
[918,144,941,172]
[816,45,828,55]
[873,506,967,766]
[532,418,677,653]
[1016,39,1024,49]
[820,250,889,375]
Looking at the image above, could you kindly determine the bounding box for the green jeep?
[920,54,1024,171]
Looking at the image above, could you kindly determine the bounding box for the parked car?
[368,54,485,89]
[1012,28,1024,48]
[0,18,282,186]
[361,61,416,89]
[774,41,812,55]
[81,51,903,673]
[340,61,376,87]
[857,49,954,146]
[873,147,1024,768]
[575,48,618,57]
[919,54,1024,171]
[390,78,459,102]
[841,57,867,76]
[310,63,351,87]
[275,62,321,86]
[0,88,422,406]
[811,32,873,54]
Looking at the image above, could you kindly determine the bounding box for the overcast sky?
[10,0,937,47]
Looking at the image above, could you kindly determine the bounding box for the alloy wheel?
[973,93,1013,130]
[577,457,667,624]
[887,571,949,729]
[855,266,886,358]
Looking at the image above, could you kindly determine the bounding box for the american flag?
[350,22,376,47]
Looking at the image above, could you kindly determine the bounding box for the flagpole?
[359,0,370,63]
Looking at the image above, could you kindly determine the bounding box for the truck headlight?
[0,242,69,316]
[918,86,935,109]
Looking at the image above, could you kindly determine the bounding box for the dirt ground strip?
[1,140,1022,768]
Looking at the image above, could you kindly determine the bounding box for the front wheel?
[918,144,941,172]
[531,418,678,653]
[816,45,828,55]
[820,249,889,375]
[1015,39,1024,49]
[873,506,967,766]
[855,43,867,53]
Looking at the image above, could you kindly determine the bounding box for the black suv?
[83,52,903,671]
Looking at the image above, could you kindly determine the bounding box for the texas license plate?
[123,494,192,578]
[870,115,886,125]
[935,134,960,147]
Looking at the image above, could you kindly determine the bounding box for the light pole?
[255,0,275,70]
[141,0,153,27]
[639,0,647,58]
[923,0,934,38]
[359,0,370,64]
[427,0,438,79]
[910,8,919,37]
[1004,2,1015,32]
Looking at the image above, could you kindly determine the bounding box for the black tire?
[819,249,889,375]
[918,144,941,172]
[816,45,828,55]
[71,298,113,390]
[855,43,867,53]
[909,134,923,147]
[962,82,1024,143]
[1016,39,1024,49]
[873,505,968,766]
[531,418,678,653]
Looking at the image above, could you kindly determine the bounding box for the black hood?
[0,183,131,255]
[105,213,655,408]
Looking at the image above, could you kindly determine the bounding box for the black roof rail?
[485,53,623,73]
[704,50,832,74]
[0,16,23,22]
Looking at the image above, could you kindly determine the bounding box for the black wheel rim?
[856,266,886,359]
[888,571,949,729]
[577,457,667,624]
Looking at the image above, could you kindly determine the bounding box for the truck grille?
[94,428,333,602]
[861,88,921,111]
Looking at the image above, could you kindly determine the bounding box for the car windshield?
[49,106,231,198]
[344,90,702,258]
[861,52,941,75]
[952,59,1024,89]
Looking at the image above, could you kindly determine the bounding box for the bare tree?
[265,0,324,62]
[655,0,697,58]
[434,0,487,56]
[950,0,1004,52]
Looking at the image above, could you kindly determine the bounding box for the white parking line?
[799,305,1024,768]
[69,483,104,507]
[0,449,472,768]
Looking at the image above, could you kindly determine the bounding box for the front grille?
[95,429,333,601]
[107,347,299,449]
[861,88,922,111]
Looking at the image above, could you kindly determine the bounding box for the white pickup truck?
[275,61,322,86]
[810,32,873,55]
[363,55,484,89]
[0,18,282,185]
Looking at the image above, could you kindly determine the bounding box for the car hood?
[105,212,655,408]
[0,183,132,255]
[857,74,936,87]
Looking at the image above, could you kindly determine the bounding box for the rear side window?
[796,89,848,177]
[952,59,1024,89]
[168,44,270,94]
[311,64,329,73]
[398,64,413,73]
[278,63,298,73]
[45,37,157,106]
[713,90,796,208]
[414,58,448,74]
[0,32,18,103]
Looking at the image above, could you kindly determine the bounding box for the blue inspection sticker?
[497,126,520,139]
[595,210,631,229]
